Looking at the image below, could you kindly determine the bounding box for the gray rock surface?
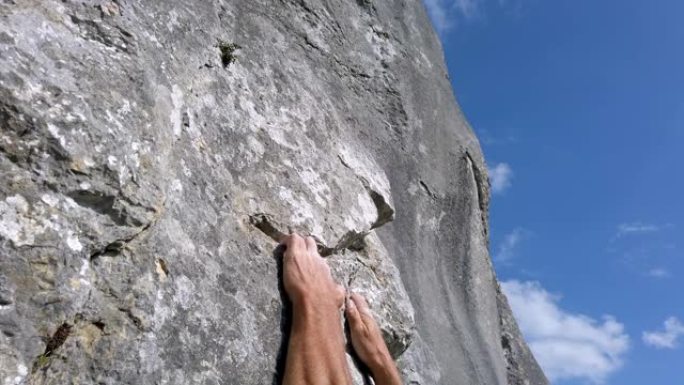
[0,0,547,384]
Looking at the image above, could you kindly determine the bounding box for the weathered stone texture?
[0,1,547,384]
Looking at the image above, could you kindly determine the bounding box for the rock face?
[0,1,547,384]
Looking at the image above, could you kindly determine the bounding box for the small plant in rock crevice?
[216,40,242,68]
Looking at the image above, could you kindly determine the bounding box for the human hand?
[280,233,345,311]
[346,293,403,385]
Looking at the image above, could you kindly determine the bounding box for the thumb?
[351,293,372,318]
[345,296,363,329]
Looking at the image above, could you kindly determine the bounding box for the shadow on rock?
[272,244,292,385]
[344,319,374,385]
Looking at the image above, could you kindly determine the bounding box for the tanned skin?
[346,293,403,385]
[280,233,402,385]
[280,233,351,385]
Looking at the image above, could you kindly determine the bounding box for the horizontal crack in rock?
[250,214,387,258]
[90,220,155,260]
[249,213,286,242]
[249,164,394,256]
[89,198,164,260]
[249,213,335,256]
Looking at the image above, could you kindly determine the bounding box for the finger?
[336,284,346,298]
[335,284,346,306]
[305,236,318,255]
[282,233,306,258]
[322,260,331,274]
[351,293,373,318]
[345,296,364,330]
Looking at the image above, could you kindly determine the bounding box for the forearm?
[283,301,352,385]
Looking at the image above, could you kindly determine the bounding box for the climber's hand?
[346,293,403,385]
[280,233,345,311]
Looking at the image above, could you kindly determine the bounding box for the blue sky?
[424,0,684,384]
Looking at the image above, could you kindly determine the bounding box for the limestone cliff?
[0,1,547,384]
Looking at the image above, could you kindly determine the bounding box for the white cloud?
[423,0,481,32]
[478,129,518,145]
[495,228,527,263]
[424,0,452,32]
[488,163,513,194]
[647,268,670,278]
[615,222,660,238]
[643,317,684,349]
[453,0,480,17]
[501,280,630,384]
[423,0,528,33]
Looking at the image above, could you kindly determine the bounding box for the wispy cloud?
[423,0,481,32]
[643,317,684,349]
[423,0,526,33]
[495,227,528,263]
[478,129,518,146]
[609,222,677,277]
[423,0,450,32]
[488,163,513,194]
[502,280,630,384]
[616,222,661,238]
[609,222,669,244]
[647,268,670,278]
